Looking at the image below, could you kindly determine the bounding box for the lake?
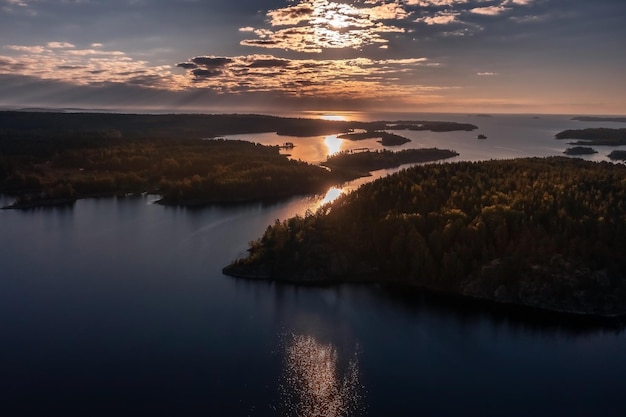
[1,113,626,416]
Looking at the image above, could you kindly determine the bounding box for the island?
[224,157,626,318]
[563,146,597,155]
[608,150,626,161]
[555,128,626,146]
[322,148,458,178]
[572,116,626,123]
[337,131,411,146]
[0,111,464,208]
[477,134,487,139]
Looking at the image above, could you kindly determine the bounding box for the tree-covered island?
[556,128,626,146]
[608,150,626,161]
[224,157,626,318]
[0,111,463,208]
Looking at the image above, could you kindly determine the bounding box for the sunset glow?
[0,0,624,113]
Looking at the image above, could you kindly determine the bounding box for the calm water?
[2,114,626,416]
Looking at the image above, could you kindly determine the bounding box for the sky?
[1,0,625,114]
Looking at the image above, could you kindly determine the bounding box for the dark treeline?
[226,157,626,316]
[0,111,353,140]
[0,111,477,142]
[0,136,343,206]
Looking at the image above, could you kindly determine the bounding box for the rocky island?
[224,157,626,318]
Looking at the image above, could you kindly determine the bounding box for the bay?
[1,113,625,416]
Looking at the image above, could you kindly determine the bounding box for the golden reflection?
[320,187,344,205]
[280,334,362,417]
[320,114,348,121]
[324,135,343,155]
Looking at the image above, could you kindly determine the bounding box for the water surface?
[2,114,626,416]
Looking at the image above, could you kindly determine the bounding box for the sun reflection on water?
[320,114,348,121]
[324,135,343,156]
[320,187,344,206]
[280,334,363,417]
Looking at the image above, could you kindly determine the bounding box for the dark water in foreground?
[2,195,626,417]
[2,114,626,416]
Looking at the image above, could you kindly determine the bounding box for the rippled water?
[2,114,626,416]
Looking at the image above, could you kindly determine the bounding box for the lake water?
[1,113,626,416]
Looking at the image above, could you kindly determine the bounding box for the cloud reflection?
[280,334,362,417]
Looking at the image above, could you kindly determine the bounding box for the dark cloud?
[176,62,197,69]
[192,68,222,78]
[57,65,87,70]
[191,56,233,68]
[247,59,291,68]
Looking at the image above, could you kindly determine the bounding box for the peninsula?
[224,157,626,318]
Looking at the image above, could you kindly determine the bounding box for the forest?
[0,112,462,207]
[225,157,626,317]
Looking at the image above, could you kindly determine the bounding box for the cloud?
[1,42,186,90]
[241,0,408,53]
[477,71,497,76]
[470,6,511,16]
[47,42,75,49]
[175,52,444,103]
[416,11,461,25]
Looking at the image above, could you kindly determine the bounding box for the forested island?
[555,128,626,146]
[337,131,411,146]
[608,150,626,161]
[224,157,626,318]
[0,111,462,208]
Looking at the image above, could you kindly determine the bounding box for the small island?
[338,131,411,146]
[224,157,626,318]
[608,150,626,161]
[572,116,626,123]
[563,146,597,155]
[477,134,487,139]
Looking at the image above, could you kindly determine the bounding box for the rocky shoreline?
[222,259,626,320]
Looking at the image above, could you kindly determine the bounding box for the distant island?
[337,131,411,146]
[555,128,626,146]
[572,116,626,123]
[224,157,626,318]
[563,146,597,155]
[0,111,463,208]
